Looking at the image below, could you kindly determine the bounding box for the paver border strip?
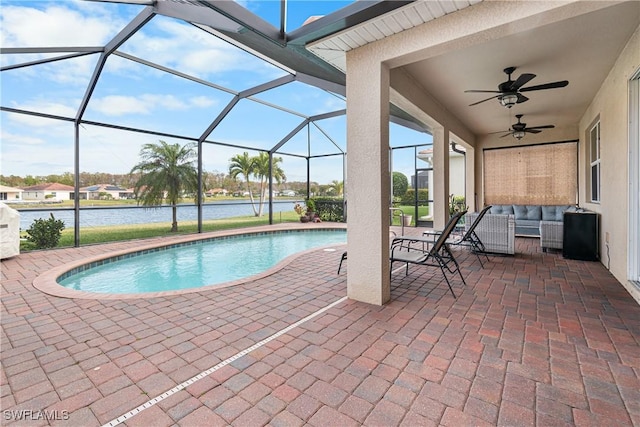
[102,295,349,427]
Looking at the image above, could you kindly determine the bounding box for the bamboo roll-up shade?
[484,142,577,205]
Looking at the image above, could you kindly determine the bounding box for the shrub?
[25,214,65,249]
[392,172,409,197]
[312,197,345,222]
[400,189,429,205]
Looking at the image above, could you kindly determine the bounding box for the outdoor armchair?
[389,212,466,298]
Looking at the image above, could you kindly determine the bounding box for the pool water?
[58,230,346,294]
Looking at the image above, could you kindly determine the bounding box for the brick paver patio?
[2,224,639,426]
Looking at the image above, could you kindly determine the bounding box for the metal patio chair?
[422,205,492,268]
[390,211,466,298]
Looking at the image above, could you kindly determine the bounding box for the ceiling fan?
[466,67,569,108]
[493,114,555,140]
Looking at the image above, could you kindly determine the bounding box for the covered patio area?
[2,225,639,426]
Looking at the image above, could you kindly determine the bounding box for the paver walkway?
[1,224,639,426]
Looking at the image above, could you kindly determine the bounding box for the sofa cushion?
[542,205,572,221]
[490,205,514,215]
[513,205,542,220]
[516,219,541,228]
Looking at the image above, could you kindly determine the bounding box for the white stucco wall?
[578,24,640,300]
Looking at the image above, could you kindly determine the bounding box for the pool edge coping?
[32,222,347,300]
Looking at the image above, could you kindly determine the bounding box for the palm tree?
[130,140,198,232]
[229,152,259,216]
[329,179,344,197]
[252,152,286,216]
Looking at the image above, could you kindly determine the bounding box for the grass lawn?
[18,205,423,251]
[390,205,430,226]
[7,196,299,210]
[20,212,302,251]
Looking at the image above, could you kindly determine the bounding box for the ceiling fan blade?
[516,93,529,104]
[510,73,535,91]
[499,132,512,138]
[488,129,511,134]
[520,80,569,92]
[525,129,542,134]
[464,90,502,93]
[469,95,500,106]
[527,125,555,130]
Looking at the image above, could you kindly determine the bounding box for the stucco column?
[432,126,450,229]
[464,146,476,212]
[345,51,390,306]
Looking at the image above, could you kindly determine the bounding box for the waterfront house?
[0,185,23,202]
[21,183,74,202]
[80,184,133,200]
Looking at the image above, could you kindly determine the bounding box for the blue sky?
[0,0,432,184]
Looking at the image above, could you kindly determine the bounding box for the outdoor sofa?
[467,204,576,254]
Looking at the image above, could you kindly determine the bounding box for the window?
[0,193,7,200]
[590,122,600,202]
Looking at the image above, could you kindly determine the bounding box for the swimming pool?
[56,229,346,295]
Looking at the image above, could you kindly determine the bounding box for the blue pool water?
[58,230,346,294]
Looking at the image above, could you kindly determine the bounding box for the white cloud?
[1,130,45,147]
[190,96,217,108]
[90,95,152,116]
[89,94,203,117]
[0,2,127,84]
[120,17,281,81]
[0,2,122,47]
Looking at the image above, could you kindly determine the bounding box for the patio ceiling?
[306,0,640,137]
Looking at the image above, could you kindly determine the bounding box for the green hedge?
[311,197,345,222]
[400,189,429,205]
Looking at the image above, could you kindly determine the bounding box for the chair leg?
[337,251,347,274]
[439,265,457,298]
[470,233,490,266]
[472,243,485,268]
[444,246,467,287]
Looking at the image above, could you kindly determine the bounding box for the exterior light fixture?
[513,130,526,140]
[499,93,518,108]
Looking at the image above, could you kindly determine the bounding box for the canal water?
[16,200,299,229]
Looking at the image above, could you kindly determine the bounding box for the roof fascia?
[193,0,283,46]
[286,0,415,45]
[154,0,245,34]
[296,73,345,97]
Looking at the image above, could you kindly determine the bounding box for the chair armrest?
[391,236,434,252]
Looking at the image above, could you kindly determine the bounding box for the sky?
[0,0,432,184]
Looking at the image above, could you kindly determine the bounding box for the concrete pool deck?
[1,223,639,426]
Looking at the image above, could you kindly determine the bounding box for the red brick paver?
[2,224,639,426]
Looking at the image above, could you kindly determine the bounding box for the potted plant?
[305,198,316,220]
[294,202,310,222]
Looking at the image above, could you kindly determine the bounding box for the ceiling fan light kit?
[499,93,518,108]
[490,114,555,140]
[512,130,526,140]
[466,66,568,108]
[466,67,567,141]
